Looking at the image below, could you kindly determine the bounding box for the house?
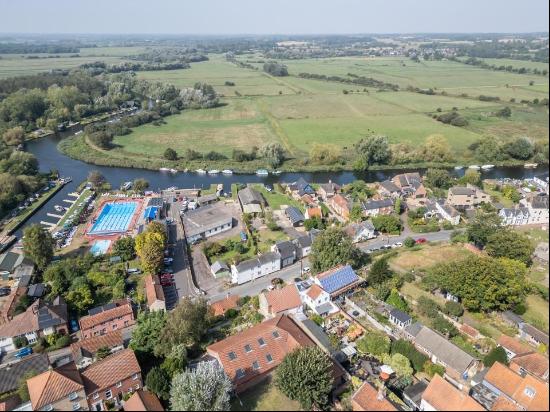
[318,181,340,200]
[123,390,164,411]
[292,234,312,258]
[328,194,351,220]
[210,295,240,317]
[378,180,401,198]
[300,283,339,316]
[271,241,297,267]
[181,205,233,243]
[79,300,135,340]
[287,178,315,198]
[26,362,88,412]
[285,206,305,226]
[411,326,480,383]
[259,284,303,318]
[404,321,424,341]
[501,310,524,328]
[497,335,532,361]
[81,349,142,411]
[533,172,549,193]
[0,296,68,353]
[420,374,484,411]
[351,382,397,411]
[314,265,362,298]
[392,173,427,199]
[434,200,461,225]
[344,221,376,243]
[361,198,394,217]
[238,187,264,214]
[510,351,549,382]
[521,193,549,224]
[304,206,322,220]
[230,252,281,285]
[0,251,32,276]
[70,331,124,370]
[499,207,531,226]
[196,193,218,206]
[206,314,345,393]
[301,194,317,208]
[446,185,490,209]
[389,308,412,329]
[403,379,428,411]
[476,362,549,411]
[0,353,49,397]
[27,283,46,298]
[210,261,230,278]
[144,275,165,312]
[519,323,549,347]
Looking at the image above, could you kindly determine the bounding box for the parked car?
[294,277,303,283]
[271,277,283,286]
[392,242,403,248]
[164,257,174,264]
[15,347,32,359]
[126,268,141,274]
[301,266,311,274]
[415,238,427,244]
[70,319,79,333]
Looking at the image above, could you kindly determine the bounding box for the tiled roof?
[79,300,133,331]
[0,353,49,394]
[331,194,350,210]
[352,382,397,411]
[422,375,484,411]
[124,390,164,411]
[460,324,479,338]
[144,275,165,307]
[305,206,322,218]
[70,330,123,362]
[485,362,524,399]
[264,284,302,315]
[210,295,240,317]
[316,265,360,295]
[511,352,549,381]
[207,315,314,388]
[81,349,141,394]
[490,396,522,411]
[0,298,67,338]
[211,260,229,274]
[27,362,83,410]
[306,284,324,300]
[498,335,532,356]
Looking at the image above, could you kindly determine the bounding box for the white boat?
[169,169,178,174]
[524,163,539,169]
[121,181,133,190]
[195,169,207,174]
[256,169,269,176]
[54,205,65,212]
[272,170,282,175]
[468,165,480,170]
[481,164,495,170]
[159,167,170,172]
[208,169,220,175]
[454,166,464,170]
[222,169,233,175]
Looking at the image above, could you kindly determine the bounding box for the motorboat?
[272,170,282,175]
[159,167,170,172]
[121,181,133,190]
[208,169,220,175]
[169,169,178,174]
[468,165,480,170]
[256,169,269,176]
[54,205,65,212]
[481,164,495,170]
[222,169,233,175]
[196,169,207,174]
[454,166,464,170]
[524,163,538,169]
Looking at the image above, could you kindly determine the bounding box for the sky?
[1,0,548,35]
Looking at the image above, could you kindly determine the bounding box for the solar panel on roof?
[318,265,359,294]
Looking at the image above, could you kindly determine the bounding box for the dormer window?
[228,351,237,360]
[244,344,252,353]
[524,387,536,398]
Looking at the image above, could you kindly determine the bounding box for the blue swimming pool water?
[88,201,138,235]
[90,239,111,256]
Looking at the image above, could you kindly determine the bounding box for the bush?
[443,301,464,317]
[164,148,178,161]
[356,333,391,357]
[390,340,428,372]
[432,315,458,338]
[417,296,440,318]
[423,360,445,377]
[403,237,416,248]
[484,346,509,367]
[14,336,28,349]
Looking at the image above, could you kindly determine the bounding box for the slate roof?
[289,178,315,196]
[274,241,296,261]
[403,380,428,406]
[344,221,375,239]
[449,186,476,196]
[182,205,233,238]
[500,207,530,218]
[258,251,281,266]
[211,260,229,274]
[0,252,23,272]
[285,206,305,224]
[379,180,401,193]
[293,234,312,249]
[238,187,263,205]
[520,324,549,345]
[502,310,524,326]
[405,321,423,338]
[362,198,394,210]
[319,182,340,195]
[0,353,49,394]
[316,265,360,295]
[390,308,411,323]
[27,283,46,298]
[234,252,281,273]
[530,194,549,209]
[414,326,476,375]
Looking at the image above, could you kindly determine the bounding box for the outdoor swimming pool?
[90,239,111,256]
[88,201,138,235]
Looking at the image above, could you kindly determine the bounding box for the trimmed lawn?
[523,294,549,333]
[231,379,301,411]
[253,185,303,211]
[388,244,473,273]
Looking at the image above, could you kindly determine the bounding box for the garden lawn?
[252,185,303,211]
[523,294,549,333]
[388,244,474,273]
[231,379,301,411]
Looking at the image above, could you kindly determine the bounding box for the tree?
[425,169,452,189]
[386,289,409,312]
[112,236,135,261]
[17,370,39,402]
[2,126,25,146]
[466,209,502,247]
[161,344,188,378]
[275,346,333,410]
[443,301,464,318]
[356,332,390,357]
[135,230,165,274]
[156,298,212,357]
[260,142,285,168]
[460,169,482,187]
[349,205,364,222]
[146,366,171,400]
[130,310,167,355]
[96,346,112,360]
[496,106,512,118]
[310,227,364,273]
[484,346,509,367]
[502,185,521,203]
[485,230,534,266]
[505,137,534,160]
[403,237,416,248]
[133,178,149,193]
[170,361,232,411]
[372,215,402,234]
[164,147,178,161]
[14,336,28,349]
[354,135,391,171]
[420,134,453,162]
[382,353,413,377]
[417,296,440,318]
[368,258,393,285]
[88,130,113,149]
[23,224,54,271]
[391,340,428,372]
[309,144,342,165]
[423,361,445,377]
[471,136,506,162]
[432,315,458,338]
[87,170,106,188]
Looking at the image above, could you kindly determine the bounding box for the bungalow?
[392,172,427,199]
[287,178,315,198]
[300,283,338,317]
[317,181,340,200]
[181,205,233,243]
[519,323,549,347]
[210,261,230,278]
[196,193,218,206]
[238,187,264,214]
[271,241,297,267]
[421,374,484,411]
[70,330,124,370]
[285,206,305,227]
[0,296,68,353]
[499,207,531,226]
[314,265,362,298]
[329,194,352,220]
[361,198,394,217]
[521,193,549,224]
[144,275,166,312]
[343,221,376,243]
[230,252,281,285]
[378,180,401,198]
[388,308,412,329]
[259,284,303,318]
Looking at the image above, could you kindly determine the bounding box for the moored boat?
[272,170,282,175]
[481,164,495,170]
[159,167,170,172]
[468,165,480,170]
[208,169,220,175]
[524,163,538,169]
[256,169,269,176]
[454,166,464,170]
[169,169,178,174]
[222,169,233,175]
[196,169,207,174]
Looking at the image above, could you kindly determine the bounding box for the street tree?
[310,227,364,273]
[23,224,54,271]
[135,231,165,274]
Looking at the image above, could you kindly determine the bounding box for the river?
[17,133,548,237]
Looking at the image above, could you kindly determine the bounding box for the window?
[72,402,81,411]
[105,390,112,399]
[92,393,99,400]
[236,368,246,379]
[272,331,280,339]
[135,384,140,390]
[266,354,273,363]
[524,387,536,398]
[258,338,266,347]
[68,392,78,401]
[116,381,122,388]
[244,344,252,353]
[228,351,237,361]
[252,361,260,370]
[112,324,117,330]
[132,373,139,380]
[44,405,53,411]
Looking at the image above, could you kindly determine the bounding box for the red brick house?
[79,300,135,340]
[81,348,142,411]
[123,390,164,411]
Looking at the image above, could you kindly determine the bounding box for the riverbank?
[58,134,538,174]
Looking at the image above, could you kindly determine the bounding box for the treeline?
[469,136,548,164]
[460,57,548,76]
[263,62,288,77]
[130,48,208,63]
[225,53,258,70]
[298,72,399,91]
[0,43,81,54]
[80,61,190,75]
